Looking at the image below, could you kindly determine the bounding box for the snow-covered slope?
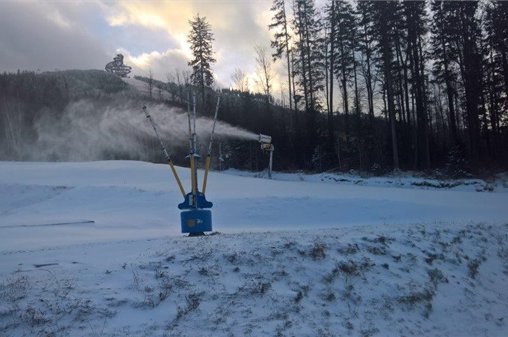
[0,161,507,337]
[123,77,174,101]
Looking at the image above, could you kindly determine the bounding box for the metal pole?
[193,94,197,153]
[202,96,220,194]
[187,91,192,154]
[219,142,223,171]
[186,90,196,206]
[190,94,198,206]
[142,106,186,197]
[268,148,273,179]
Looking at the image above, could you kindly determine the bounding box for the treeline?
[135,74,399,173]
[265,0,508,175]
[141,0,508,175]
[135,74,296,170]
[2,1,508,176]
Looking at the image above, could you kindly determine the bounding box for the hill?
[0,70,280,171]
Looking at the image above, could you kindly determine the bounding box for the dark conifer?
[188,14,215,107]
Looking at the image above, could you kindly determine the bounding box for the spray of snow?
[29,97,258,161]
[146,102,259,142]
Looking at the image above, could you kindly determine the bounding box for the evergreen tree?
[356,0,381,169]
[430,0,460,146]
[481,0,508,163]
[403,0,430,170]
[292,0,325,166]
[487,0,508,99]
[188,14,216,106]
[330,0,356,140]
[269,0,294,111]
[292,0,324,112]
[356,0,377,125]
[373,1,400,170]
[456,1,482,170]
[322,0,337,164]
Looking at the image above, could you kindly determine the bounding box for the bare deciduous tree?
[231,68,249,92]
[254,45,273,103]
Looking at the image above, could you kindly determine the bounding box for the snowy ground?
[0,161,507,337]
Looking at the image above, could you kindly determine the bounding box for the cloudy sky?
[0,0,289,92]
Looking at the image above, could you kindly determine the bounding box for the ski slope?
[0,161,507,337]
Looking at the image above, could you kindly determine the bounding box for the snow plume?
[30,97,258,161]
[145,102,259,142]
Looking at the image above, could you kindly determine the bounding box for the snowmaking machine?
[143,95,275,235]
[142,95,219,236]
[258,134,274,179]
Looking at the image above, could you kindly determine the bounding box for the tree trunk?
[328,0,336,150]
[500,47,508,99]
[461,5,481,171]
[282,2,293,112]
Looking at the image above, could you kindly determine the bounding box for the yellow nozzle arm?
[202,155,211,194]
[168,160,186,198]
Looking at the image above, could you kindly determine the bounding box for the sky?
[0,0,287,92]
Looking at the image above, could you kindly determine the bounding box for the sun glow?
[102,0,283,97]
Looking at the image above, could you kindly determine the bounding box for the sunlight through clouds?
[0,0,289,95]
[100,0,278,89]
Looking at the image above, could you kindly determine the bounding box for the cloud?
[0,1,108,72]
[100,0,276,86]
[0,0,288,96]
[120,48,189,80]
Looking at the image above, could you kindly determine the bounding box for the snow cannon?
[178,95,221,236]
[143,95,221,236]
[258,134,274,179]
[258,134,272,144]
